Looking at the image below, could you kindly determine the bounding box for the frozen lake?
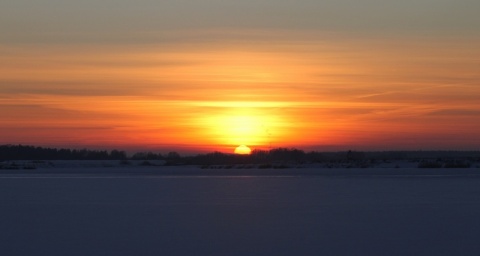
[1,169,480,256]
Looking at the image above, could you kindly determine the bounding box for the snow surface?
[1,167,480,255]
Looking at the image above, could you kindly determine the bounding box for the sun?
[195,105,290,152]
[201,111,273,146]
[234,145,252,155]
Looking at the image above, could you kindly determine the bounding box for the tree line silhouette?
[1,144,479,167]
[0,145,127,161]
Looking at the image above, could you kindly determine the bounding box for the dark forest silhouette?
[1,144,479,169]
[0,145,127,161]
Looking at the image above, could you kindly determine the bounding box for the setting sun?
[195,105,289,150]
[234,145,252,155]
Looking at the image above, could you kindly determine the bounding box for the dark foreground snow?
[1,169,480,256]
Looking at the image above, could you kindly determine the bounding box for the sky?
[1,0,479,154]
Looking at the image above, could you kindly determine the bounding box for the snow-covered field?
[1,167,480,256]
[1,159,479,176]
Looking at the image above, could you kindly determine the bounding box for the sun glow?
[234,145,252,155]
[198,107,286,149]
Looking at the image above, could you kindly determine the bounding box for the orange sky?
[1,31,479,153]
